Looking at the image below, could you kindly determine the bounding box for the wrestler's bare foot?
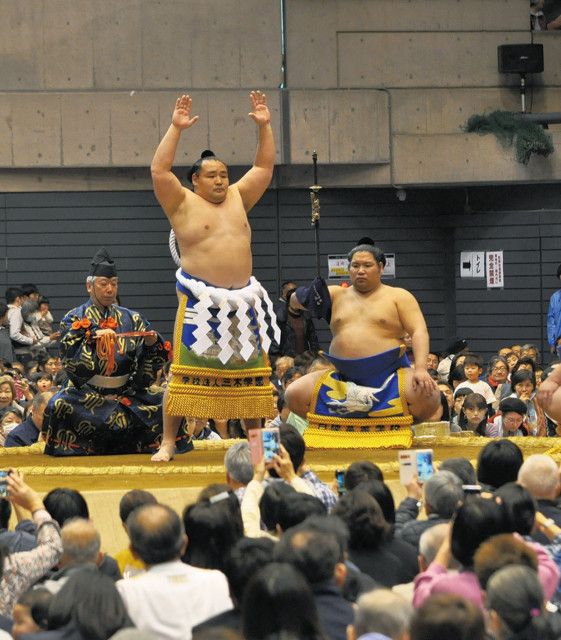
[151,441,176,462]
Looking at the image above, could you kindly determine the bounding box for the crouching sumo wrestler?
[285,241,440,449]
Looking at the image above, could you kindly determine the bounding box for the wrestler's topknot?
[348,238,386,267]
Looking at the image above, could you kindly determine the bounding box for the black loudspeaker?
[498,44,544,74]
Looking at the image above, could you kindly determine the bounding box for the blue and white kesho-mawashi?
[175,268,280,365]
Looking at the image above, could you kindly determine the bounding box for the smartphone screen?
[262,428,280,463]
[0,470,9,498]
[335,469,346,495]
[416,450,434,482]
[398,449,434,485]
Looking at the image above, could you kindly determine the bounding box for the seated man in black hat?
[41,248,192,456]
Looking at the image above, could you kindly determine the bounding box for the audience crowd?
[3,284,561,637]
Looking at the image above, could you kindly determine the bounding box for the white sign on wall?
[382,253,395,279]
[327,255,349,280]
[460,251,485,278]
[486,251,504,289]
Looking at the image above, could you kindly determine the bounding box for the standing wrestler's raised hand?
[172,94,199,130]
[248,90,271,126]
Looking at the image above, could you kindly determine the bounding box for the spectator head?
[458,393,488,432]
[487,356,509,384]
[520,344,539,364]
[241,562,323,640]
[12,588,52,639]
[557,263,561,280]
[295,514,350,562]
[427,352,440,370]
[182,495,243,572]
[451,496,506,568]
[349,589,413,640]
[494,483,536,536]
[43,488,89,527]
[59,518,101,568]
[344,460,384,490]
[274,356,294,381]
[409,594,485,640]
[224,441,253,487]
[281,366,303,389]
[30,391,54,431]
[419,523,459,573]
[268,423,305,478]
[259,482,296,531]
[477,439,524,490]
[486,566,552,640]
[332,490,391,552]
[197,484,244,535]
[0,375,16,407]
[0,407,22,436]
[505,350,519,371]
[274,519,345,585]
[437,383,454,410]
[223,537,275,607]
[280,280,297,301]
[307,355,334,374]
[354,479,396,524]
[439,457,477,486]
[47,569,132,639]
[423,471,464,519]
[512,356,537,375]
[5,287,24,305]
[30,372,54,393]
[442,337,468,358]
[41,356,62,376]
[127,504,185,566]
[462,354,483,382]
[20,284,39,299]
[118,489,157,527]
[276,492,326,532]
[452,387,472,418]
[497,397,528,436]
[428,390,450,422]
[510,369,536,401]
[517,454,560,500]
[449,364,467,388]
[474,533,537,590]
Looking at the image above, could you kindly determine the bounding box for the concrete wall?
[0,0,560,188]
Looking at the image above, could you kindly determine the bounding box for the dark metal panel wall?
[3,190,281,341]
[2,188,452,353]
[450,185,561,365]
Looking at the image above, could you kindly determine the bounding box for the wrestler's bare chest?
[329,287,404,356]
[174,191,252,287]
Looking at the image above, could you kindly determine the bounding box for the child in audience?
[457,393,489,435]
[454,354,496,406]
[30,372,54,393]
[451,387,472,430]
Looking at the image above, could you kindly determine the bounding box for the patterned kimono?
[42,299,192,456]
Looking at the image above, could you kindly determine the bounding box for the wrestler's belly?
[180,252,252,289]
[330,330,402,359]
